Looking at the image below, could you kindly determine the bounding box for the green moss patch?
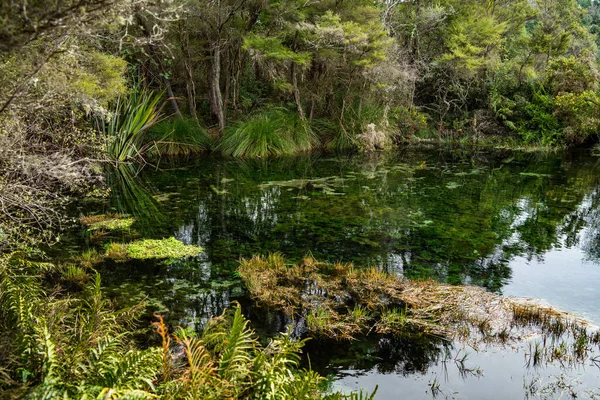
[106,237,202,262]
[81,214,135,232]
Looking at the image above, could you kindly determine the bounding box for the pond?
[64,144,600,399]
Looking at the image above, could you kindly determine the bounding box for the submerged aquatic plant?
[80,214,135,232]
[105,237,203,262]
[218,108,318,158]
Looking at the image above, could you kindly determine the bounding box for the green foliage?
[81,214,136,232]
[491,81,564,145]
[244,33,312,66]
[0,253,372,399]
[554,90,600,142]
[70,51,129,107]
[97,86,164,162]
[218,108,318,158]
[105,238,203,262]
[438,10,506,72]
[147,117,213,157]
[390,106,429,140]
[547,55,599,94]
[0,253,161,399]
[516,89,563,145]
[160,303,370,399]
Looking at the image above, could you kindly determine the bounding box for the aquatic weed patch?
[239,254,600,362]
[105,237,203,262]
[80,214,135,232]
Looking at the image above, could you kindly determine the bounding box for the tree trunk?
[209,44,226,131]
[163,77,182,117]
[223,46,232,122]
[180,26,198,120]
[291,64,306,120]
[233,47,243,109]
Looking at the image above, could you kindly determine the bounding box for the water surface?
[67,145,600,398]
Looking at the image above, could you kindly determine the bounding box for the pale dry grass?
[239,254,600,364]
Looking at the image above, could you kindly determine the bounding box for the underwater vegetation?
[80,214,135,233]
[77,216,203,263]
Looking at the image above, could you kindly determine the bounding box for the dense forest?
[3,0,600,249]
[2,0,600,398]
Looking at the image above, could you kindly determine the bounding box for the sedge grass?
[239,254,600,363]
[218,107,318,158]
[147,117,212,157]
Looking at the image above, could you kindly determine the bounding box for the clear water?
[64,145,600,398]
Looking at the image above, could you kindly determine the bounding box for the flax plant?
[98,86,164,162]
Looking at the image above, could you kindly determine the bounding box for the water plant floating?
[105,237,203,262]
[80,214,135,232]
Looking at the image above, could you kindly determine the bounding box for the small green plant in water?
[81,214,135,232]
[105,237,202,262]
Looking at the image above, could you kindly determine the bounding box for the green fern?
[1,255,376,400]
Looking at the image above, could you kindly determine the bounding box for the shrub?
[554,90,600,143]
[389,106,429,140]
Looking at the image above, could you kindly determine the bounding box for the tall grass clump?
[218,108,318,158]
[147,117,212,157]
[97,86,163,162]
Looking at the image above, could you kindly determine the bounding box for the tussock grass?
[147,117,212,157]
[218,108,318,158]
[239,254,600,364]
